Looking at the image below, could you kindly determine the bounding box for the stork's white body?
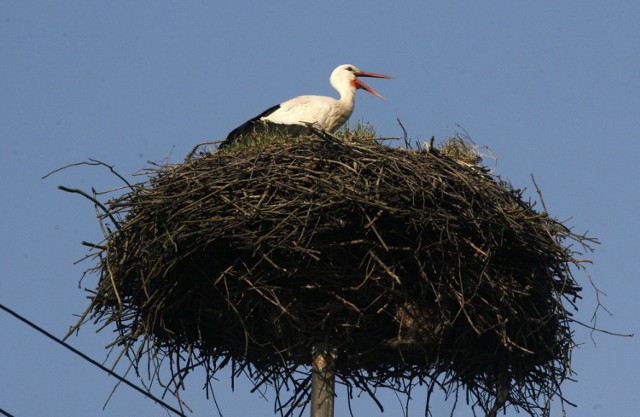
[223,64,392,146]
[263,94,353,133]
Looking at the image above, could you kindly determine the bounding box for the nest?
[71,131,594,416]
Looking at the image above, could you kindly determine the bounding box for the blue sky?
[1,2,638,416]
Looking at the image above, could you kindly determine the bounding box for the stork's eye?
[346,66,354,72]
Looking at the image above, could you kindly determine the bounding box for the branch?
[57,185,120,231]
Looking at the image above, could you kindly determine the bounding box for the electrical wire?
[0,407,15,417]
[0,303,186,417]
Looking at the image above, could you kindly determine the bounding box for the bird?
[220,64,393,148]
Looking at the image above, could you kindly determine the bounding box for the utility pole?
[310,343,335,417]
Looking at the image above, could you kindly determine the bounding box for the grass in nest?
[217,120,379,154]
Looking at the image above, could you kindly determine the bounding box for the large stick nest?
[74,131,594,416]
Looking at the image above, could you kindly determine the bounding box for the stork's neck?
[325,76,359,131]
[334,82,357,110]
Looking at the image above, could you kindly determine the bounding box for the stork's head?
[330,64,394,99]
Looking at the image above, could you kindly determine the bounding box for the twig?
[530,174,548,213]
[58,185,121,231]
[43,159,134,191]
[397,118,410,149]
[186,140,225,159]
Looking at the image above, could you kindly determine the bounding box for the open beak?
[354,70,394,99]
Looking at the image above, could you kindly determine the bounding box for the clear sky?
[1,2,638,416]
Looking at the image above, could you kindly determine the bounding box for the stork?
[220,64,393,147]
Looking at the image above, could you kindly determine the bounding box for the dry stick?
[310,343,336,417]
[186,140,225,159]
[396,118,410,149]
[43,159,134,191]
[58,185,121,231]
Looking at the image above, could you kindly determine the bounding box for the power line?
[0,303,186,417]
[0,407,15,417]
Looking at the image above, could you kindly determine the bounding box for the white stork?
[221,64,393,147]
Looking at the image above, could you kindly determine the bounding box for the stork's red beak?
[354,70,394,99]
